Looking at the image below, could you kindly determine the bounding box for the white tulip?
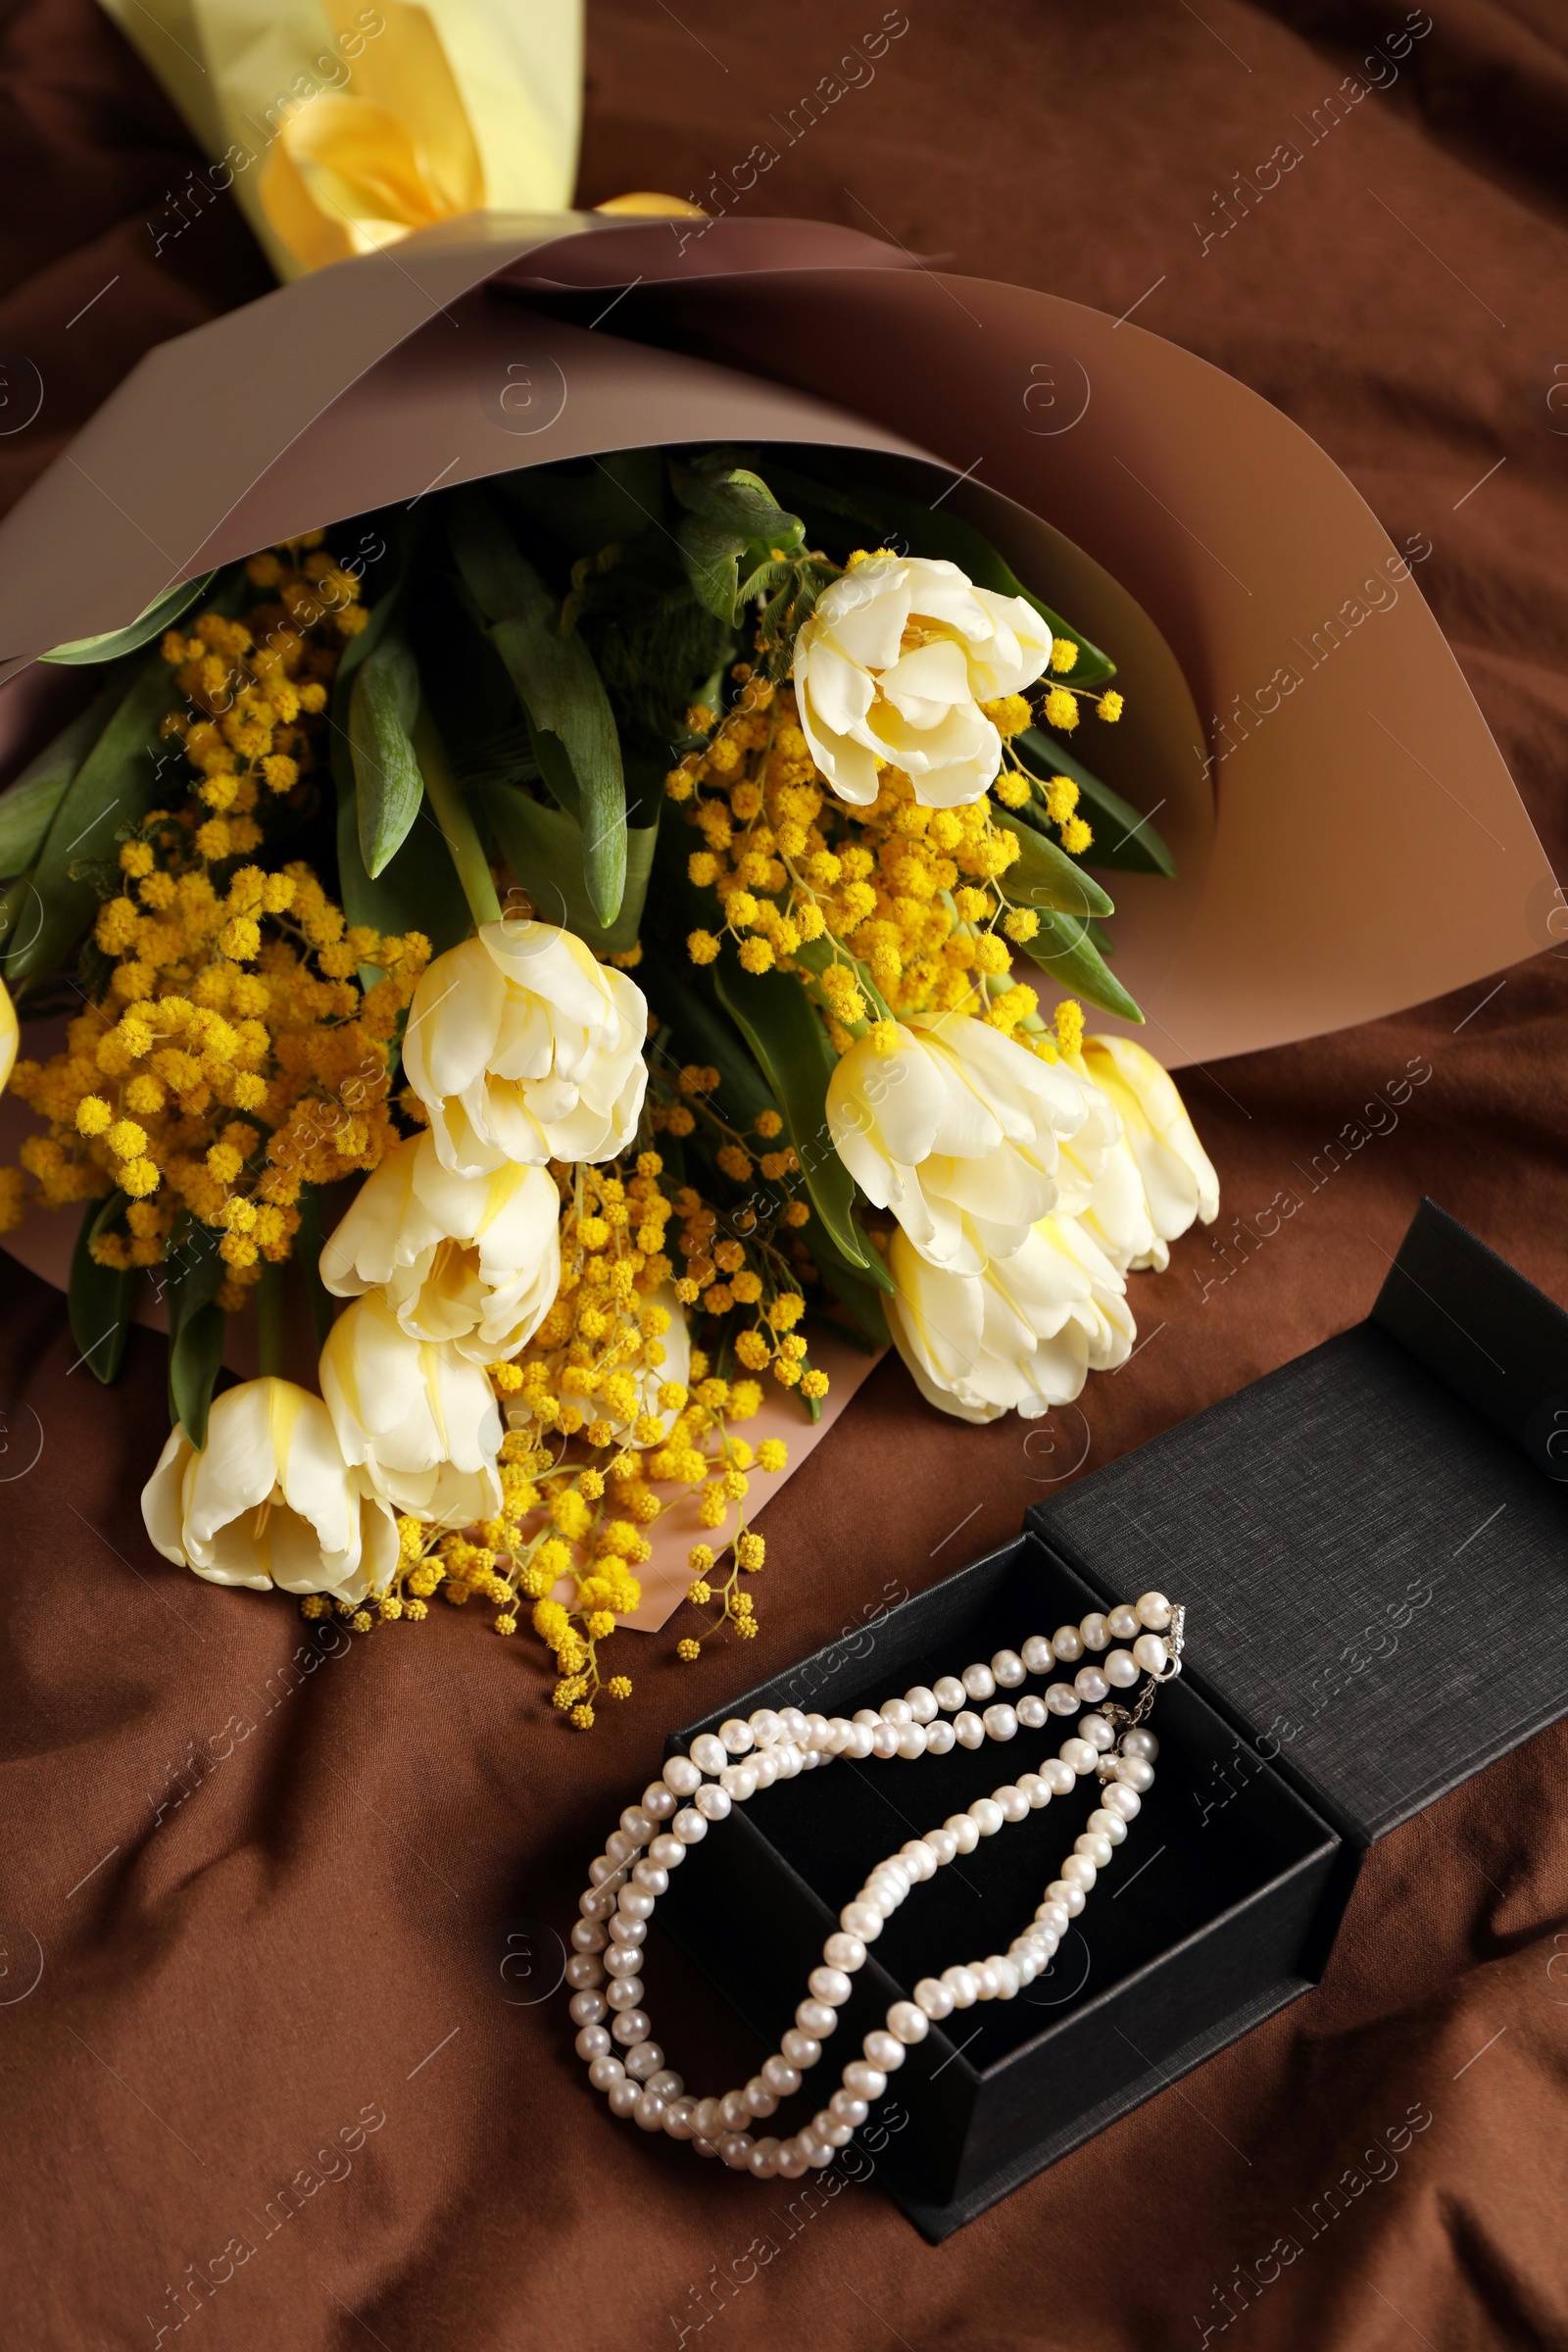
[402,918,648,1177]
[1078,1036,1219,1270]
[793,552,1053,808]
[885,1216,1134,1424]
[827,1013,1087,1275]
[141,1377,396,1601]
[320,1291,503,1525]
[319,1130,561,1362]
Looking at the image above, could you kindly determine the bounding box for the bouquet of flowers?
[0,439,1216,1720]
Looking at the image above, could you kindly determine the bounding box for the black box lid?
[1030,1203,1568,1849]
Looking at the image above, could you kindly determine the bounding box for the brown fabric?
[2,0,1567,2344]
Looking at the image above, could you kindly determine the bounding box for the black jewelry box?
[657,1202,1568,2239]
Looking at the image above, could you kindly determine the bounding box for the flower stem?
[414,705,502,929]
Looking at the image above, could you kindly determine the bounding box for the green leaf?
[7,652,183,992]
[69,1193,133,1385]
[669,462,806,549]
[712,950,889,1286]
[800,1211,892,1348]
[449,490,627,926]
[0,690,120,877]
[1013,729,1175,877]
[670,462,805,625]
[638,950,775,1131]
[350,626,423,877]
[295,1184,336,1351]
[165,1216,227,1448]
[1016,911,1145,1024]
[481,783,656,956]
[39,572,216,665]
[499,451,665,556]
[991,804,1114,919]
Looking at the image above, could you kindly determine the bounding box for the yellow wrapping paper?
[95,0,584,278]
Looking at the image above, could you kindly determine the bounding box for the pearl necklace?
[568,1591,1184,2180]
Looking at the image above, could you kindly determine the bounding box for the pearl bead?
[720,2088,751,2129]
[792,2139,826,2175]
[813,2109,853,2147]
[905,1686,939,1723]
[672,1807,707,1844]
[1102,1782,1141,1820]
[991,1956,1020,1999]
[621,1804,656,1842]
[642,1782,677,1820]
[1046,1878,1086,1915]
[862,2030,904,2071]
[1028,1925,1059,1959]
[897,1722,928,1759]
[1136,1591,1173,1631]
[968,1797,1004,1837]
[719,1718,754,1755]
[991,1648,1026,1688]
[879,1697,912,1728]
[805,1714,833,1749]
[689,1733,727,1776]
[1116,1754,1155,1792]
[1016,1773,1050,1809]
[693,2097,725,2138]
[1042,1758,1075,1796]
[915,1977,955,2020]
[1074,1666,1109,1704]
[1075,1832,1113,1868]
[888,2002,929,2043]
[841,1722,875,1760]
[575,2025,612,2060]
[564,1955,604,1988]
[635,2091,667,2131]
[617,1886,655,1922]
[720,2132,755,2169]
[970,1963,1000,2000]
[695,1784,731,1822]
[717,1764,757,1802]
[1079,1613,1109,1652]
[955,1711,985,1750]
[608,1975,645,2009]
[572,1920,608,1953]
[608,2078,641,2118]
[662,1756,701,1797]
[663,2096,698,2138]
[900,1839,938,1882]
[589,2054,624,2090]
[782,2030,820,2069]
[840,1901,882,1940]
[648,1835,684,1871]
[611,2008,651,2044]
[843,2061,886,2100]
[1107,1605,1141,1641]
[1122,1728,1159,1761]
[824,1932,866,1971]
[1080,1713,1115,1751]
[605,1946,642,1980]
[747,2135,781,2176]
[993,1785,1029,1824]
[1017,1694,1047,1730]
[961,1662,996,1702]
[1045,1684,1081,1716]
[605,1830,639,1866]
[924,1720,956,1756]
[778,1708,808,1741]
[942,1965,979,2007]
[809,1964,852,2005]
[944,1812,981,1855]
[1060,1738,1099,1775]
[869,1722,900,1760]
[748,1708,783,1745]
[744,2077,777,2117]
[982,1703,1018,1742]
[579,1887,615,1919]
[798,1999,838,2035]
[1104,1648,1139,1688]
[933,1675,966,1711]
[569,1990,608,2026]
[1052,1625,1084,1661]
[632,1860,668,1895]
[829,2090,868,2126]
[648,2071,683,2098]
[1060,1854,1097,1889]
[773,1744,803,1779]
[925,1827,958,1866]
[1133,1633,1169,1675]
[1035,1898,1070,1934]
[1088,1808,1128,1845]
